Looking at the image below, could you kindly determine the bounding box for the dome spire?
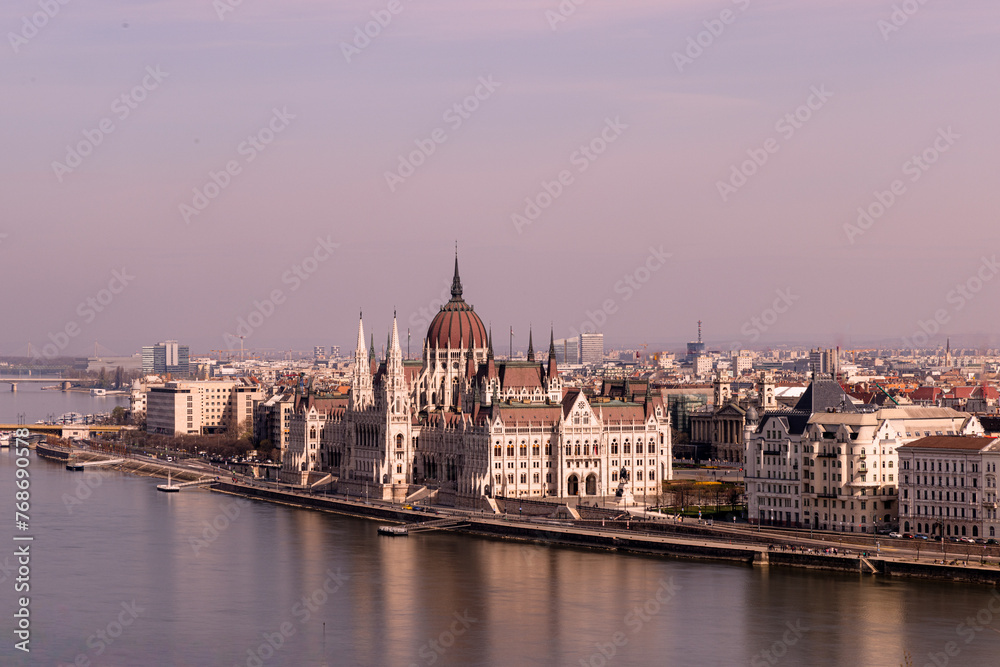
[451,242,463,300]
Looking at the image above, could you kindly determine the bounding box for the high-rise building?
[580,333,604,366]
[686,320,706,362]
[141,341,189,376]
[554,337,580,364]
[808,348,840,376]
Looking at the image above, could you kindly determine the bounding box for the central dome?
[426,254,488,350]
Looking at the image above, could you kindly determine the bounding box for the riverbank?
[208,481,1000,586]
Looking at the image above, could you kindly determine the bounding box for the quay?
[209,481,1000,586]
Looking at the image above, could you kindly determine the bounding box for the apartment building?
[897,436,1000,540]
[146,378,262,436]
[745,376,983,532]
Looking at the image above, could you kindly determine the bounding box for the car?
[987,539,999,545]
[960,537,976,544]
[948,536,962,543]
[915,534,929,540]
[889,532,901,538]
[903,533,914,539]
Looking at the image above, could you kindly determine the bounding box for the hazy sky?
[4,0,1000,358]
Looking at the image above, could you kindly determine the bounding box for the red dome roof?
[426,301,487,350]
[426,253,488,350]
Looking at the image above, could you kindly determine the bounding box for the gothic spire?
[390,310,400,353]
[487,326,494,359]
[527,326,535,362]
[548,326,555,360]
[355,312,366,357]
[451,244,463,300]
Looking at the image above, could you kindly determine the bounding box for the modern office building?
[146,378,262,436]
[579,333,604,366]
[141,340,190,376]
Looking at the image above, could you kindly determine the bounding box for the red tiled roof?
[899,436,998,451]
[499,363,543,390]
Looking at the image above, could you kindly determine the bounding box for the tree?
[110,406,127,425]
[114,366,123,389]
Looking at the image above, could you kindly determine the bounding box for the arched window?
[519,443,527,456]
[396,434,403,449]
[507,442,514,456]
[532,441,540,456]
[494,445,501,457]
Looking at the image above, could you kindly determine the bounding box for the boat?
[377,525,408,536]
[0,432,10,448]
[90,388,106,396]
[156,471,181,492]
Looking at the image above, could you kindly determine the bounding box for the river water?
[2,407,1000,665]
[0,380,128,424]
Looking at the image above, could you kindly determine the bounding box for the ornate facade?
[281,256,673,503]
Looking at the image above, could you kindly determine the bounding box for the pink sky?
[3,0,1000,356]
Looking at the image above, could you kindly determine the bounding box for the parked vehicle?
[889,532,901,538]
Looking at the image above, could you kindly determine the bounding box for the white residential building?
[897,436,1000,540]
[745,377,982,532]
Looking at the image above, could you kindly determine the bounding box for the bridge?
[0,424,132,437]
[0,377,87,383]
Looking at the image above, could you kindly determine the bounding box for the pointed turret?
[547,326,558,379]
[451,246,463,299]
[466,338,477,379]
[351,313,374,411]
[527,327,535,362]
